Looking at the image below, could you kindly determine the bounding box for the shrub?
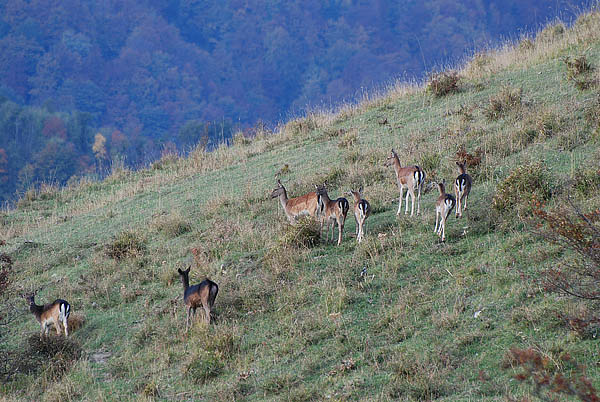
[5,335,83,383]
[564,55,597,91]
[426,71,460,97]
[484,87,523,120]
[503,347,598,401]
[278,217,321,249]
[532,200,600,301]
[492,161,552,215]
[232,131,252,146]
[105,230,147,260]
[153,214,192,237]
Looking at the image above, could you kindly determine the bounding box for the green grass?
[2,11,600,401]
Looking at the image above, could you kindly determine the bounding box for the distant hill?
[1,9,600,400]
[0,0,594,203]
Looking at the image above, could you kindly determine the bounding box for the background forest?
[0,0,594,203]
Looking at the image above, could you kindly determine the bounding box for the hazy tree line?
[0,0,593,202]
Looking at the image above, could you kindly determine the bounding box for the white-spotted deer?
[434,181,456,242]
[315,184,349,245]
[347,187,371,243]
[24,292,71,337]
[177,267,219,330]
[454,161,472,218]
[384,149,425,216]
[271,179,320,223]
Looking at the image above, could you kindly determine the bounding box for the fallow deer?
[384,149,425,216]
[434,181,456,242]
[454,161,472,218]
[177,267,219,330]
[24,292,71,337]
[271,179,320,223]
[347,187,371,243]
[315,184,349,245]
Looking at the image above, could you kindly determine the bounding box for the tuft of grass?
[105,230,147,260]
[277,217,321,249]
[484,86,523,120]
[153,213,192,237]
[185,350,224,384]
[337,129,359,149]
[426,71,460,97]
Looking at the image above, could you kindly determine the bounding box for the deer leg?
[434,210,439,233]
[203,304,211,325]
[397,186,404,215]
[63,317,69,336]
[417,186,422,215]
[407,188,415,215]
[56,321,61,335]
[337,221,343,245]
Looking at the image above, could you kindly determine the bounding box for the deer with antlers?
[384,149,425,216]
[454,161,472,218]
[315,184,349,245]
[271,179,320,223]
[347,187,371,243]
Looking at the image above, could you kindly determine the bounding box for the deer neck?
[29,301,43,321]
[180,275,190,292]
[278,188,289,209]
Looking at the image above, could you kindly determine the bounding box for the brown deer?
[315,184,349,245]
[271,179,320,223]
[434,181,456,242]
[24,292,71,337]
[177,267,219,330]
[347,187,371,243]
[454,161,472,218]
[384,149,425,216]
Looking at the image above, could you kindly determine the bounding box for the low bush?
[426,71,460,97]
[492,161,552,216]
[105,230,147,260]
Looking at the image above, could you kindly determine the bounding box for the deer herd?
[24,148,472,333]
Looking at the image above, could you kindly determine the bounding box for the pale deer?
[177,267,219,330]
[315,184,349,245]
[347,187,371,243]
[24,292,71,337]
[384,149,425,216]
[454,161,472,218]
[434,181,456,242]
[271,179,320,223]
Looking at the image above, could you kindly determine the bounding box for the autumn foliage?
[532,199,600,300]
[504,347,598,402]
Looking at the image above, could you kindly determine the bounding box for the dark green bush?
[492,161,553,215]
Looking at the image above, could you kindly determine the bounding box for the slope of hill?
[1,10,600,401]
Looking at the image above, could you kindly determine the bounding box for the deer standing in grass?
[454,161,472,218]
[347,187,371,243]
[177,267,218,330]
[315,184,349,245]
[271,179,320,224]
[434,181,456,242]
[24,292,71,337]
[384,149,425,216]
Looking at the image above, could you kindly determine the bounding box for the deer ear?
[177,268,183,275]
[186,266,191,273]
[359,185,363,194]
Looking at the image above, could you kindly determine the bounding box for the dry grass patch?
[426,71,461,97]
[105,230,146,260]
[484,86,523,121]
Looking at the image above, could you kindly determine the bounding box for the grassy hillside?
[2,11,600,401]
